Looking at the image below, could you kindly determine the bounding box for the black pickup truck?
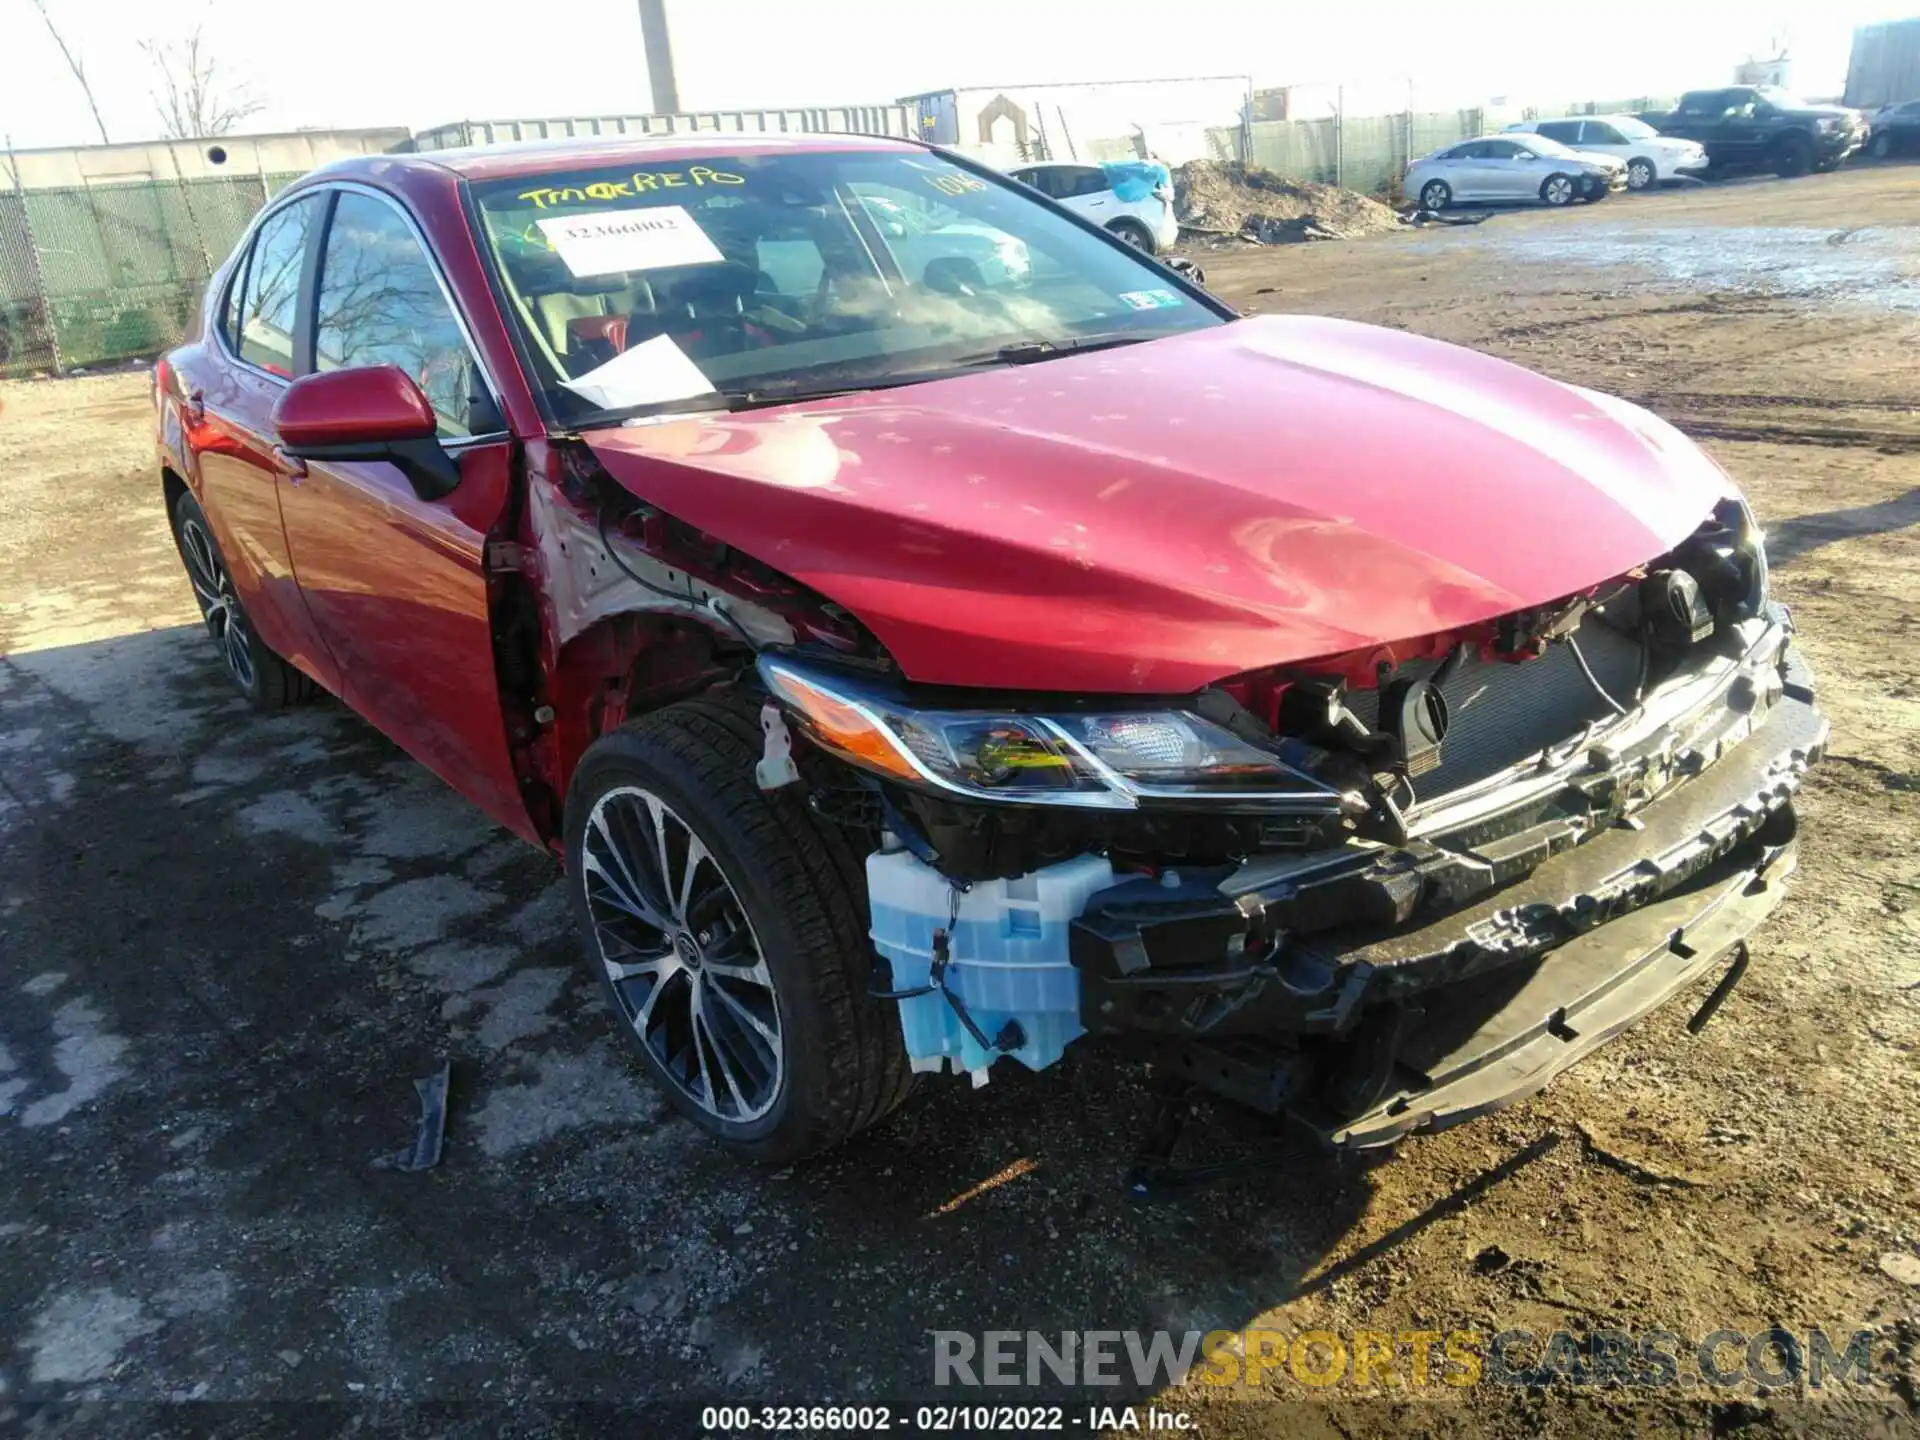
[1653,86,1866,176]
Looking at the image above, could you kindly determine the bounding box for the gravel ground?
[0,165,1915,1437]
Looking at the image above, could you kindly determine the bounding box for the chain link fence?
[0,171,304,378]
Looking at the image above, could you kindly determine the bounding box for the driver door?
[1478,140,1533,198]
[273,186,532,838]
[1719,95,1768,162]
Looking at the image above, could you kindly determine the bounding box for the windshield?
[470,149,1221,425]
[1610,116,1657,139]
[1519,134,1577,158]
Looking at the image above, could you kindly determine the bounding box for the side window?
[236,197,317,376]
[1584,122,1625,145]
[218,252,247,353]
[1022,167,1064,198]
[1063,166,1111,198]
[1483,141,1522,160]
[314,191,491,439]
[1538,122,1582,144]
[1445,142,1483,161]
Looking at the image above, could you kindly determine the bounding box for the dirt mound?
[1174,160,1403,243]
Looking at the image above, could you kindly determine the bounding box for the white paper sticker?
[536,206,724,277]
[561,333,717,411]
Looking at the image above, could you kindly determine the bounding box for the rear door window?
[314,191,492,438]
[1060,166,1111,198]
[1538,122,1583,145]
[235,197,318,376]
[1581,122,1626,144]
[1021,167,1066,198]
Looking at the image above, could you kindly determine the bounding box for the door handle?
[272,446,308,482]
[185,389,205,423]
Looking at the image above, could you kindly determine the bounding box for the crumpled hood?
[582,314,1729,693]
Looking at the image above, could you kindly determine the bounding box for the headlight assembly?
[758,656,1355,814]
[1735,494,1770,612]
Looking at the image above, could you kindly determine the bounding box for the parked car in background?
[154,133,1821,1167]
[1506,115,1708,190]
[1654,86,1866,176]
[1868,99,1920,157]
[1406,133,1625,211]
[1006,160,1178,253]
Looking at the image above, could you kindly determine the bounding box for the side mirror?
[273,365,460,501]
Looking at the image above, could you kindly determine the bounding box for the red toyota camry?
[154,135,1824,1163]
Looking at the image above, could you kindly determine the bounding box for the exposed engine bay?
[766,496,1775,884]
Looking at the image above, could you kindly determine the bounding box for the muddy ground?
[1,166,1916,1437]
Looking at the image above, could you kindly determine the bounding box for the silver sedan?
[1407,133,1626,210]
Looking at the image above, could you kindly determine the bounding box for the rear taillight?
[153,356,169,408]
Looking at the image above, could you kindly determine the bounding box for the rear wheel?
[1870,131,1894,159]
[564,694,913,1162]
[1540,173,1576,207]
[1773,133,1814,177]
[1106,217,1155,253]
[1626,157,1657,190]
[1418,179,1451,211]
[168,490,314,710]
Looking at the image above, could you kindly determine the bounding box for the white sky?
[0,0,1911,151]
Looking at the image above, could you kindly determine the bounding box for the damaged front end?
[758,497,1827,1145]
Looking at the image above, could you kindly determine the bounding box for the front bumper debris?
[1070,630,1826,1140]
[1319,838,1792,1146]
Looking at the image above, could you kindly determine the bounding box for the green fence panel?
[0,174,281,374]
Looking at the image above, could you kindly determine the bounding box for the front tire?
[1627,157,1657,190]
[1773,133,1814,177]
[1540,173,1576,207]
[1106,218,1155,253]
[168,490,314,710]
[564,694,912,1162]
[1418,179,1451,211]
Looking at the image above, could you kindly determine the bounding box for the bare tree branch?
[140,27,264,140]
[28,0,111,145]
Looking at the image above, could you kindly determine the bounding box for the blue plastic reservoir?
[866,850,1115,1085]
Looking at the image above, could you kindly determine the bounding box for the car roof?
[300,131,926,188]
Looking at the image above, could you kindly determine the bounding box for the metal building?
[1845,17,1920,108]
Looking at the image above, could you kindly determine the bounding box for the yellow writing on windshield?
[927,173,988,197]
[518,168,746,209]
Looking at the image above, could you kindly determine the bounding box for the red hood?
[582,314,1728,693]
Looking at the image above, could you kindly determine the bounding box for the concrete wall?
[1734,59,1793,88]
[2,130,410,191]
[903,78,1250,168]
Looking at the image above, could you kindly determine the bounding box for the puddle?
[1479,225,1920,310]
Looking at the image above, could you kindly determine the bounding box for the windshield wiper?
[973,333,1155,366]
[595,335,1156,424]
[603,373,942,424]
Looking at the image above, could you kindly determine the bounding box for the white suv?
[1507,115,1708,190]
[1006,161,1180,254]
